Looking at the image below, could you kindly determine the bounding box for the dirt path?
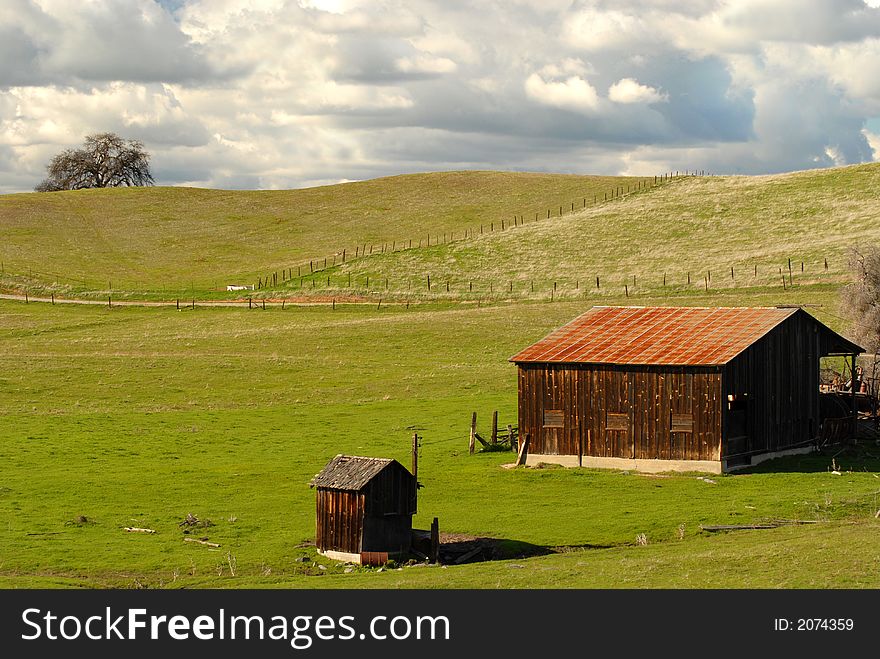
[0,293,414,308]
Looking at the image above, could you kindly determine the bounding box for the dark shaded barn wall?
[517,364,722,461]
[315,465,415,556]
[722,310,820,461]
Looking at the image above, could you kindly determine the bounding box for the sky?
[1,0,880,193]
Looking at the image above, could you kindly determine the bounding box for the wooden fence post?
[469,412,477,455]
[412,432,419,486]
[507,424,514,451]
[491,411,498,445]
[515,433,530,466]
[429,517,439,564]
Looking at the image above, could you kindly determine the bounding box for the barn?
[310,455,417,564]
[510,306,863,473]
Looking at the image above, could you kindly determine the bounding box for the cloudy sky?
[1,0,880,193]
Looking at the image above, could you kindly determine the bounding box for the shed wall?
[517,364,722,461]
[315,489,364,554]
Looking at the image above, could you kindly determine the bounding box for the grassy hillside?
[0,171,643,296]
[314,163,880,300]
[2,290,878,588]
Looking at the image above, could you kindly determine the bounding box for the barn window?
[671,413,693,433]
[606,412,629,431]
[543,410,564,428]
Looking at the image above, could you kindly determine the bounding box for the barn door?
[603,368,634,458]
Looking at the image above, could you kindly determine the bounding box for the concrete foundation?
[525,453,722,474]
[525,443,817,474]
[318,549,362,564]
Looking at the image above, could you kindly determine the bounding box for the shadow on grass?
[736,440,880,475]
[425,533,617,565]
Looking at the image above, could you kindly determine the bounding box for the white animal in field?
[226,285,253,291]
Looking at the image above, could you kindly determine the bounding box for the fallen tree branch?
[184,537,220,548]
[700,524,777,532]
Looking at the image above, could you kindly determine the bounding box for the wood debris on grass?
[184,537,220,548]
[124,527,156,534]
[701,519,824,532]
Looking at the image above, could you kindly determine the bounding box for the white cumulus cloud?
[608,78,667,104]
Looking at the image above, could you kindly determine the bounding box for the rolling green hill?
[4,164,876,302]
[0,171,643,296]
[316,163,880,301]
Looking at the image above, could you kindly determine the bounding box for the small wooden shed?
[310,455,417,564]
[511,306,863,473]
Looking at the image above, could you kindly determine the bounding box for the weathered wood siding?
[315,489,364,554]
[721,310,820,458]
[517,364,722,461]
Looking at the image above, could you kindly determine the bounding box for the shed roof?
[310,455,404,491]
[510,306,861,366]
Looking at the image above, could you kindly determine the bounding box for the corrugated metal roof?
[310,454,398,491]
[510,306,800,366]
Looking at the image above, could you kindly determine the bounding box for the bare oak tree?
[842,247,880,353]
[35,133,154,192]
[842,247,880,412]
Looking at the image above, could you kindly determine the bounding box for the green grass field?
[1,164,878,589]
[1,287,878,589]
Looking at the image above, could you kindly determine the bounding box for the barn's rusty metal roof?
[310,455,400,491]
[510,306,804,366]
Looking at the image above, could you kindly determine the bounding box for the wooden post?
[282,300,285,310]
[427,275,431,291]
[507,424,514,451]
[191,299,195,309]
[515,432,530,466]
[412,432,419,486]
[429,517,439,564]
[332,298,335,310]
[108,295,111,308]
[177,298,180,310]
[824,258,828,271]
[625,284,629,297]
[596,276,600,289]
[262,299,266,310]
[51,293,54,305]
[469,412,477,455]
[25,293,28,303]
[491,410,498,445]
[247,298,251,309]
[851,354,858,439]
[377,299,382,310]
